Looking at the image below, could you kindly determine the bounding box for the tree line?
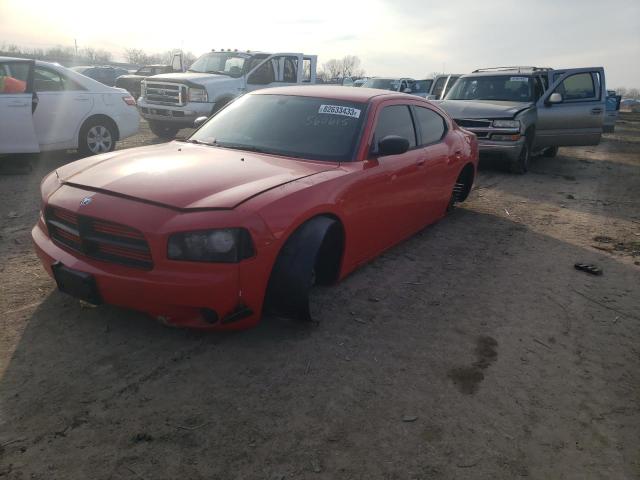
[0,43,196,68]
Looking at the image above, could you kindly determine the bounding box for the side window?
[33,66,65,92]
[34,66,83,91]
[432,77,447,98]
[555,72,597,101]
[248,59,275,85]
[0,62,29,94]
[279,56,298,83]
[442,76,459,97]
[373,105,417,152]
[533,76,545,100]
[414,107,446,145]
[302,59,311,83]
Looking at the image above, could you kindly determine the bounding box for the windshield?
[363,78,400,91]
[189,94,367,162]
[446,75,535,102]
[409,79,433,94]
[188,52,252,77]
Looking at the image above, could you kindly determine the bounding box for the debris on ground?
[574,263,603,276]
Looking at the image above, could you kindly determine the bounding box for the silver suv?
[436,66,607,173]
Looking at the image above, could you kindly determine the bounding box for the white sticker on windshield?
[318,104,361,118]
[510,77,529,82]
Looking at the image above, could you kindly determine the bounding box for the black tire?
[79,118,117,156]
[148,121,180,139]
[543,146,559,158]
[509,138,531,174]
[266,216,340,322]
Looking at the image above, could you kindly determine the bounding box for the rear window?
[363,78,400,91]
[190,94,367,162]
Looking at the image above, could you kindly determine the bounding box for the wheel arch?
[79,113,120,142]
[264,212,346,320]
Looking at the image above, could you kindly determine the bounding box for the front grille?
[46,207,153,270]
[455,119,492,128]
[144,81,186,106]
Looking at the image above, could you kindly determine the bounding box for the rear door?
[535,67,606,147]
[32,65,94,147]
[0,59,39,153]
[412,104,452,220]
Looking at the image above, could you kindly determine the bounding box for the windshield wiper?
[184,139,217,146]
[218,143,270,154]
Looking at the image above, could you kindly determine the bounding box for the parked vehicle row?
[0,56,139,155]
[70,65,131,87]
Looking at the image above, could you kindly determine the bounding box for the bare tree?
[615,87,628,97]
[628,88,640,99]
[341,55,364,78]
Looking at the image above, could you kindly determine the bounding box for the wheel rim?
[87,125,113,153]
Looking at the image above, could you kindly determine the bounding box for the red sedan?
[33,86,478,330]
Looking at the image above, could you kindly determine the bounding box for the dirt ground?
[1,115,639,480]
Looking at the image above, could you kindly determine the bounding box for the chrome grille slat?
[143,81,186,106]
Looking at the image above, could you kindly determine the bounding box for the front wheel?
[543,146,559,158]
[79,119,116,156]
[509,138,530,174]
[148,121,180,139]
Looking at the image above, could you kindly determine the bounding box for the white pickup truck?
[138,50,317,138]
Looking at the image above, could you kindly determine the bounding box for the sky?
[1,0,639,88]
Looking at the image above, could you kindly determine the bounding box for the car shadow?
[1,209,639,478]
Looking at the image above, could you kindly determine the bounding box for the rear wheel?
[543,146,559,158]
[79,119,116,156]
[148,121,180,139]
[509,138,530,174]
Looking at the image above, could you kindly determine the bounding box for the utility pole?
[74,39,78,58]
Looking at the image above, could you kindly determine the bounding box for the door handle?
[74,97,90,101]
[591,108,602,115]
[417,158,426,166]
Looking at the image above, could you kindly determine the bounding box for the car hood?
[56,142,337,210]
[434,100,533,119]
[116,74,143,80]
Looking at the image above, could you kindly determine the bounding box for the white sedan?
[0,56,139,155]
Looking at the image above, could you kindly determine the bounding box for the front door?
[32,65,94,147]
[0,59,38,154]
[342,102,426,262]
[535,67,606,147]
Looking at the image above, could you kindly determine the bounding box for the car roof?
[252,85,414,103]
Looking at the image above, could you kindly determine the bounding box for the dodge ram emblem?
[80,197,92,207]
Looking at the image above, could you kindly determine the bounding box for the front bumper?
[477,137,525,161]
[137,98,214,126]
[32,221,260,331]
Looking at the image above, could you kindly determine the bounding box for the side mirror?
[378,135,410,156]
[425,94,437,100]
[193,116,208,128]
[403,88,412,94]
[547,92,563,105]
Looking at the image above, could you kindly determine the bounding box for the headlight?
[492,119,520,129]
[188,87,208,103]
[167,228,254,263]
